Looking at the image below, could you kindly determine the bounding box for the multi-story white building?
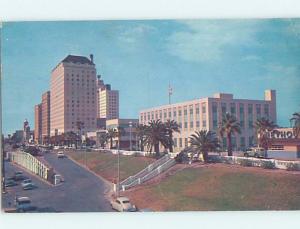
[139,90,277,152]
[50,54,97,135]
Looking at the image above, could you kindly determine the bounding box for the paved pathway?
[2,152,111,212]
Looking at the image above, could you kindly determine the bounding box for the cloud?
[242,55,262,62]
[118,24,156,45]
[166,20,261,63]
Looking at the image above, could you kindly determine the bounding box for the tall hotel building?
[50,55,97,135]
[139,90,276,152]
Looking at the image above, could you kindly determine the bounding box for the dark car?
[5,180,18,187]
[14,174,28,181]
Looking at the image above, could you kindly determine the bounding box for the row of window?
[173,136,255,148]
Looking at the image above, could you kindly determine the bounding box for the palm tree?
[136,124,147,151]
[254,117,277,153]
[186,130,219,162]
[290,112,300,138]
[107,128,118,149]
[99,133,109,149]
[144,120,168,158]
[164,120,180,153]
[219,113,241,156]
[76,121,84,148]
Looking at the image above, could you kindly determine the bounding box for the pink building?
[50,55,97,135]
[34,104,42,144]
[139,90,277,152]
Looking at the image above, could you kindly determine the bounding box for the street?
[2,152,112,212]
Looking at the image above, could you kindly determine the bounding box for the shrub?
[239,158,252,167]
[286,163,300,171]
[261,160,275,169]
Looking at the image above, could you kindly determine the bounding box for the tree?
[186,130,219,162]
[290,112,300,138]
[164,120,180,153]
[107,128,118,149]
[219,113,241,156]
[136,124,147,151]
[254,117,277,152]
[99,133,109,149]
[144,120,168,158]
[76,121,84,148]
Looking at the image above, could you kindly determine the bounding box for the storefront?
[267,128,300,159]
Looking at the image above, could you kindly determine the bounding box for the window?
[190,121,194,128]
[230,103,236,114]
[179,138,182,147]
[174,138,177,147]
[184,122,188,129]
[184,138,188,147]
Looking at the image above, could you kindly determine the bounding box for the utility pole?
[168,82,173,105]
[129,121,132,151]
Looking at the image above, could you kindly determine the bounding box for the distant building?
[50,54,97,135]
[41,91,51,144]
[96,75,119,120]
[106,118,138,150]
[140,90,277,152]
[23,119,31,143]
[34,104,42,144]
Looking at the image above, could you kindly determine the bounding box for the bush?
[175,152,189,163]
[261,160,275,169]
[286,163,300,171]
[239,158,252,167]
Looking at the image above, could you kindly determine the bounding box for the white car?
[57,151,65,158]
[21,179,32,188]
[110,197,137,212]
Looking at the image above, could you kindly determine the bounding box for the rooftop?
[61,55,94,65]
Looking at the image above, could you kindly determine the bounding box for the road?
[2,152,112,212]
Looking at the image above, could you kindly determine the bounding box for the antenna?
[168,82,173,105]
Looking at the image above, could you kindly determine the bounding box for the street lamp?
[129,121,132,151]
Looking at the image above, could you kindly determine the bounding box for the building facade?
[41,91,51,143]
[139,90,277,152]
[50,54,97,135]
[97,83,119,120]
[106,118,138,150]
[34,104,42,144]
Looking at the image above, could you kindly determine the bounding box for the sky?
[1,19,300,135]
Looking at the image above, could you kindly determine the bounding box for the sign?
[267,130,296,139]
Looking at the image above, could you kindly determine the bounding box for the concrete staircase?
[118,154,176,191]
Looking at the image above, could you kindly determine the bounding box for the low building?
[106,118,139,150]
[268,128,300,153]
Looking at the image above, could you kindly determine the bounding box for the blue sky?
[2,19,300,135]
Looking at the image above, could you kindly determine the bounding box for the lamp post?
[129,121,132,151]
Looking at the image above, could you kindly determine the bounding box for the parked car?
[15,196,35,212]
[21,179,32,188]
[244,147,266,158]
[13,174,28,181]
[57,151,65,158]
[23,183,37,190]
[15,171,23,176]
[110,197,137,212]
[5,180,18,187]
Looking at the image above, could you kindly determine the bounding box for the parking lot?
[2,152,112,212]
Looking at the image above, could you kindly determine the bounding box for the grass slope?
[66,150,155,183]
[125,164,300,211]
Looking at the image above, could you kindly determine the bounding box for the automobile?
[23,183,37,190]
[21,179,32,187]
[15,196,35,212]
[53,146,60,150]
[5,180,18,187]
[57,151,65,158]
[15,171,23,176]
[244,147,266,158]
[110,197,137,212]
[13,174,28,181]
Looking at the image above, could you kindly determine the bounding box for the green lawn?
[125,164,300,211]
[66,150,155,183]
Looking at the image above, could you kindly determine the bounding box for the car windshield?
[122,200,130,204]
